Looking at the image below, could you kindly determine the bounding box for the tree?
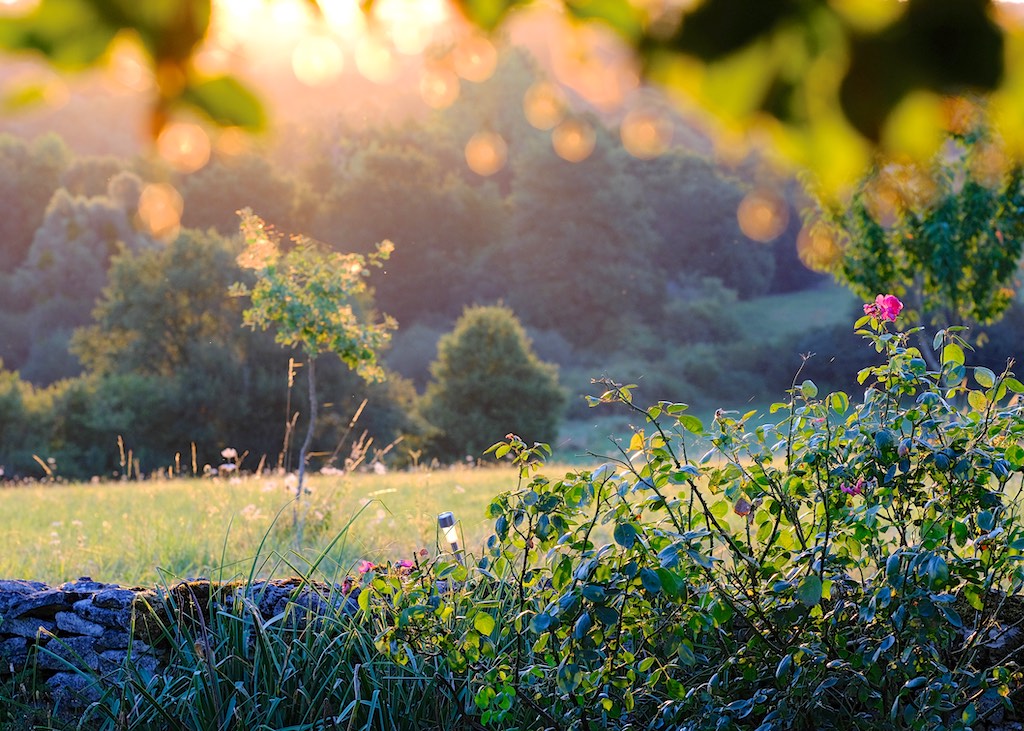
[231,211,396,534]
[817,123,1024,363]
[0,133,68,272]
[0,171,152,383]
[501,129,661,347]
[0,0,1017,189]
[420,305,565,461]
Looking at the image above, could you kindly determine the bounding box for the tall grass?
[0,466,521,585]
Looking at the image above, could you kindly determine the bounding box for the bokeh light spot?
[292,36,344,86]
[737,189,789,243]
[156,122,211,174]
[523,82,566,130]
[465,131,507,176]
[452,36,497,83]
[355,37,398,83]
[138,183,184,241]
[419,68,460,109]
[620,108,673,159]
[552,118,596,163]
[796,224,842,272]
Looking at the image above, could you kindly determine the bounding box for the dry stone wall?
[0,576,356,706]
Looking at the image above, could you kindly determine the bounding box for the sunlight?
[464,131,507,176]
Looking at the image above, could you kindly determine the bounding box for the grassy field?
[0,466,547,586]
[732,281,859,341]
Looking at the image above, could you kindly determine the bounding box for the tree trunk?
[294,355,317,546]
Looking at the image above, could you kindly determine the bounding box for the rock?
[0,580,49,614]
[36,635,98,672]
[55,611,104,638]
[4,589,67,619]
[0,637,28,668]
[72,598,128,629]
[92,588,135,610]
[1,617,56,639]
[94,628,150,652]
[46,672,101,708]
[99,649,159,675]
[58,578,116,602]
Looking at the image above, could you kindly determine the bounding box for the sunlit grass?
[0,466,538,585]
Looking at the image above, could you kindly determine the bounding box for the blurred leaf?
[181,75,267,131]
[450,0,527,32]
[566,0,644,42]
[667,0,800,61]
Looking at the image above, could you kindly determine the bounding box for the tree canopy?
[2,0,1022,189]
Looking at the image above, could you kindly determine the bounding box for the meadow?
[0,466,534,586]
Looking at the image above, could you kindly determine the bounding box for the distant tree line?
[0,50,830,478]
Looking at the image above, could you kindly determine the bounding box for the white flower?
[221,447,238,460]
[372,461,387,475]
[284,473,299,490]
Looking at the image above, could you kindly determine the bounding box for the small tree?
[420,305,565,461]
[817,121,1024,365]
[231,210,395,536]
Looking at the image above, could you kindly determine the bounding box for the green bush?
[420,305,566,461]
[20,300,1024,731]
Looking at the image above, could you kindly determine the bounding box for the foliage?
[420,305,565,461]
[232,210,397,530]
[232,211,396,381]
[1,0,1020,187]
[0,170,152,383]
[20,303,1024,730]
[821,125,1024,334]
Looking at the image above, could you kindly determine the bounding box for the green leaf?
[796,574,823,606]
[679,414,704,434]
[827,391,849,414]
[968,389,988,412]
[614,522,638,549]
[800,379,818,398]
[1005,377,1024,393]
[474,611,495,636]
[942,343,965,366]
[974,366,996,388]
[182,74,267,131]
[640,567,662,594]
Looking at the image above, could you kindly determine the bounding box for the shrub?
[420,305,566,461]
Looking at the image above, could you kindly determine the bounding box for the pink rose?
[841,477,865,496]
[863,294,903,322]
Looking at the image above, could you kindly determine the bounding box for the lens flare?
[552,118,596,163]
[737,189,789,243]
[419,68,460,109]
[292,36,344,86]
[523,82,566,130]
[355,36,398,83]
[452,35,497,83]
[796,224,842,272]
[465,131,507,176]
[621,108,673,159]
[156,122,211,174]
[137,183,184,241]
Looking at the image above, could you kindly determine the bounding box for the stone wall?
[0,576,354,706]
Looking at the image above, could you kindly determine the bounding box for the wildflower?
[357,560,376,574]
[841,477,865,496]
[863,294,904,322]
[221,447,238,460]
